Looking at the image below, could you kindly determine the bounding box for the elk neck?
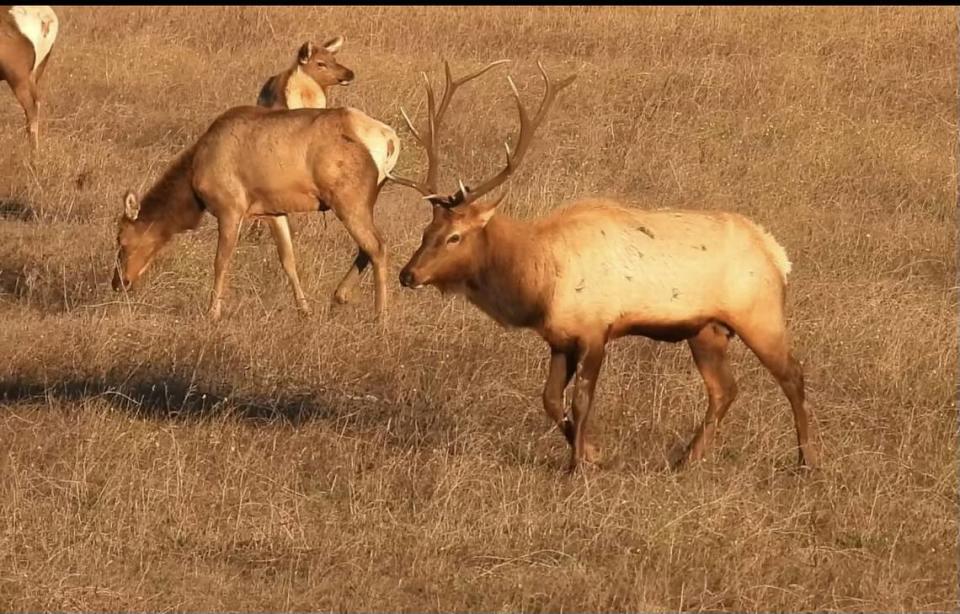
[463,212,554,330]
[135,147,205,240]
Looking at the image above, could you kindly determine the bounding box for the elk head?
[112,191,163,292]
[392,61,576,290]
[297,36,354,88]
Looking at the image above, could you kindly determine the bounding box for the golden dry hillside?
[0,6,956,611]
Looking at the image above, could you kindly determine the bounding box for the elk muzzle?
[112,267,131,292]
[338,68,355,85]
[399,266,423,289]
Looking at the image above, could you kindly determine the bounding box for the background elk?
[394,61,819,473]
[0,5,58,150]
[112,104,402,321]
[257,36,354,110]
[251,36,357,241]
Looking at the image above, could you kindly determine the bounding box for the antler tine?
[398,106,421,143]
[457,62,576,207]
[388,59,510,199]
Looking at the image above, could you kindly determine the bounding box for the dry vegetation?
[0,6,957,611]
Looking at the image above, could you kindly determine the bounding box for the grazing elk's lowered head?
[112,191,163,292]
[391,61,576,291]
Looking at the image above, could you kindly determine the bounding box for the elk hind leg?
[679,322,738,468]
[333,248,371,305]
[266,215,311,315]
[736,312,819,469]
[334,203,388,318]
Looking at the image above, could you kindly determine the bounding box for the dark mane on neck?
[136,145,204,232]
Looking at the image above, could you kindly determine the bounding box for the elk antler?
[453,61,577,208]
[387,59,510,201]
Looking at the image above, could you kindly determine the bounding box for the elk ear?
[298,41,313,64]
[474,196,503,228]
[123,191,140,221]
[322,35,344,54]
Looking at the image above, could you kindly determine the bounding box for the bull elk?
[394,61,819,473]
[112,104,402,320]
[1,5,58,150]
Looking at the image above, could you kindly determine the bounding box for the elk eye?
[317,61,327,67]
[446,233,461,245]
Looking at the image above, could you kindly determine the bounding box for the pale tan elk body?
[394,61,818,473]
[0,5,58,150]
[112,104,401,320]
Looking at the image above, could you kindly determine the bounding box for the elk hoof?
[207,303,222,321]
[583,442,603,465]
[297,300,313,317]
[332,288,351,305]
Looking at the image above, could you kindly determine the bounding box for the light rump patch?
[9,6,58,72]
[344,109,400,183]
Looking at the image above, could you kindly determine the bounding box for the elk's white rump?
[9,5,57,72]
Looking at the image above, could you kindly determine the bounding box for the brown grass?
[0,6,957,611]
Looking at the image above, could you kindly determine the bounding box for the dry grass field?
[0,6,956,611]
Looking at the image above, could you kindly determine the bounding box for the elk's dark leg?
[542,345,579,447]
[569,337,606,473]
[266,215,310,315]
[678,322,738,469]
[333,248,371,305]
[333,199,388,318]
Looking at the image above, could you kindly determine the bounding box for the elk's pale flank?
[396,62,819,473]
[113,104,401,320]
[0,5,58,150]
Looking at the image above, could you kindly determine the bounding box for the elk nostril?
[399,270,412,287]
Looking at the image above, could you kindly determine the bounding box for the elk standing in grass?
[0,5,58,150]
[112,104,399,320]
[394,61,819,473]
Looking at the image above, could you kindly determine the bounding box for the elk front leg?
[208,215,241,321]
[542,346,578,448]
[266,215,311,315]
[10,78,39,151]
[568,338,606,473]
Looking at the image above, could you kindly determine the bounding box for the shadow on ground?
[0,198,37,222]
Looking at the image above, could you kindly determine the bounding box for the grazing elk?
[112,104,402,320]
[257,36,354,110]
[112,60,507,321]
[0,5,58,150]
[393,62,819,473]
